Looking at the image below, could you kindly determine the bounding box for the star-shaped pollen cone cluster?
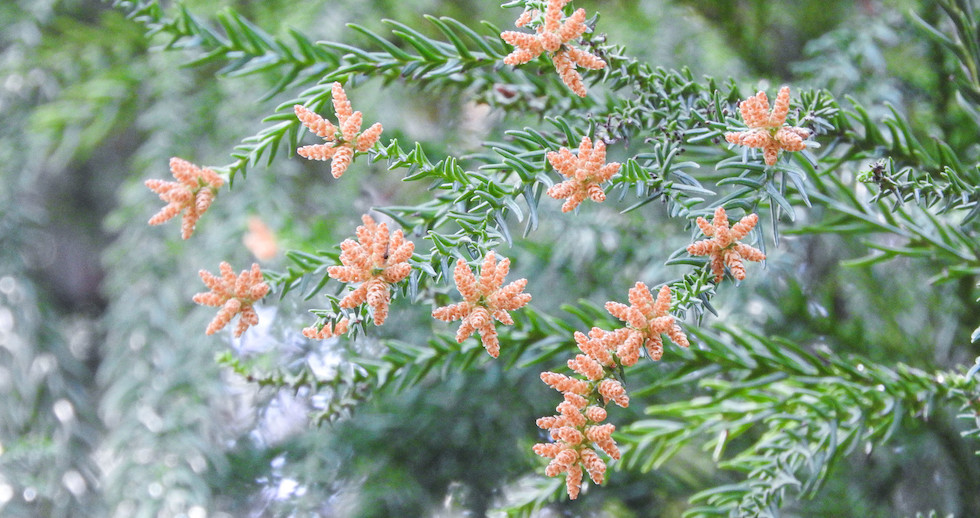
[687,207,766,283]
[533,283,690,498]
[533,327,632,499]
[431,252,532,358]
[725,86,811,166]
[604,283,690,363]
[500,0,606,96]
[193,262,270,337]
[327,214,414,326]
[547,136,621,212]
[295,82,383,178]
[146,157,224,239]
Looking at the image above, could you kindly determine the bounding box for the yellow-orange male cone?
[295,82,383,178]
[725,86,811,166]
[432,252,531,357]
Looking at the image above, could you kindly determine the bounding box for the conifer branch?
[619,325,980,516]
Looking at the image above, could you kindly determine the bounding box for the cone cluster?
[725,86,811,166]
[328,214,415,325]
[295,82,383,178]
[432,252,532,358]
[687,207,766,283]
[302,318,350,340]
[146,157,224,239]
[534,283,689,499]
[500,0,606,96]
[546,136,621,212]
[192,262,270,337]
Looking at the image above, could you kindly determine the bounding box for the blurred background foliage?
[1,0,979,516]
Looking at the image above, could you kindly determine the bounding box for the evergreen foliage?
[3,0,980,516]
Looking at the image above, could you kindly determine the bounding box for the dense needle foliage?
[3,0,980,516]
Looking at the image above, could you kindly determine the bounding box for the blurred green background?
[2,0,978,516]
